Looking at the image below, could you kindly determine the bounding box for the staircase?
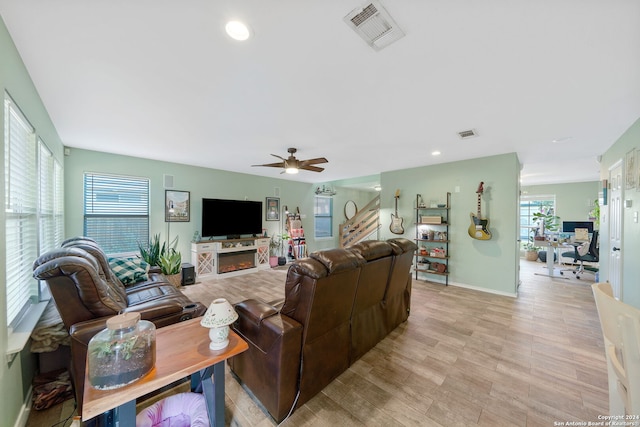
[339,195,380,248]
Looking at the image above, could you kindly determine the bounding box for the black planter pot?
[277,256,287,266]
[537,250,557,262]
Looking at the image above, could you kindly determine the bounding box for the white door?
[608,161,623,299]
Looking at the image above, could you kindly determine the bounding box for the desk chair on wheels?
[560,230,599,279]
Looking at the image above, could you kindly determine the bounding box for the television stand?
[191,237,270,280]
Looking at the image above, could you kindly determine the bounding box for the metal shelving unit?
[414,192,451,286]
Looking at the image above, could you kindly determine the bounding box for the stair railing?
[339,195,380,248]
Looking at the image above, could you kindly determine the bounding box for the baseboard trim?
[447,281,518,298]
[13,386,33,427]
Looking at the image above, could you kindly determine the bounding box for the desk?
[534,240,570,279]
[82,317,248,426]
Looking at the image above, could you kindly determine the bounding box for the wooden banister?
[339,195,380,248]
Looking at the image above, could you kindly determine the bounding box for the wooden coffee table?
[82,317,248,426]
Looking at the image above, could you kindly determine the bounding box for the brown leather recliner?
[228,238,416,423]
[32,237,206,415]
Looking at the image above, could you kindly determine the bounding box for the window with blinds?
[5,95,38,327]
[83,173,150,254]
[314,196,333,238]
[38,140,64,254]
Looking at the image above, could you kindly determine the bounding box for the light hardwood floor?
[26,259,607,426]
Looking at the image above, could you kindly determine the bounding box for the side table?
[82,317,248,426]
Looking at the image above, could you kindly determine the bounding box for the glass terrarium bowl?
[87,312,156,390]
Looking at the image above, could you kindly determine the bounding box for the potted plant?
[532,208,560,240]
[159,249,182,288]
[523,241,540,261]
[278,233,290,266]
[138,234,178,267]
[269,235,280,267]
[589,199,600,229]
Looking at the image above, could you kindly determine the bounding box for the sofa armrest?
[123,300,186,319]
[229,299,303,423]
[234,299,301,352]
[69,317,111,346]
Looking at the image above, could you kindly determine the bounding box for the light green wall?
[522,181,600,227]
[0,16,65,427]
[66,148,334,258]
[68,149,521,297]
[379,153,521,296]
[65,149,380,259]
[600,116,640,308]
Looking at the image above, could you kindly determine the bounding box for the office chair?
[560,230,599,279]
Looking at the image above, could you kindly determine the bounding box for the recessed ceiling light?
[432,151,441,156]
[225,21,251,41]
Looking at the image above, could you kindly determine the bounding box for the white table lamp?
[200,298,239,350]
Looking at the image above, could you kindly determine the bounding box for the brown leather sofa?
[228,238,416,422]
[32,237,206,415]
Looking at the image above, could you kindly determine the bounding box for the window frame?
[4,93,63,331]
[314,195,333,239]
[83,172,150,254]
[520,194,556,246]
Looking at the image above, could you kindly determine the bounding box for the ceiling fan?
[252,147,328,174]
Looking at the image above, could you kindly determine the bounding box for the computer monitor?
[562,221,594,233]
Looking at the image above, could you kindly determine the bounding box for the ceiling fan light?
[225,21,251,41]
[285,167,299,174]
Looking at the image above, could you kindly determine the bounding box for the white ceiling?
[1,0,639,186]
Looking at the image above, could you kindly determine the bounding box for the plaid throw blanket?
[108,257,150,285]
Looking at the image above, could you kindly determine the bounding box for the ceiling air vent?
[344,1,405,51]
[458,129,478,139]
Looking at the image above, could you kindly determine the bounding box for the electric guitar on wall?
[390,189,404,235]
[468,181,492,240]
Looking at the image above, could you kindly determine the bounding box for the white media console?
[191,237,270,279]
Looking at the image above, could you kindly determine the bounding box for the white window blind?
[314,196,333,238]
[38,140,55,254]
[83,172,150,254]
[4,95,38,327]
[54,159,64,246]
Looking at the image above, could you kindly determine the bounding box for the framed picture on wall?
[165,190,190,222]
[266,197,280,221]
[625,149,636,190]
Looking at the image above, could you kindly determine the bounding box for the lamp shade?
[200,298,238,328]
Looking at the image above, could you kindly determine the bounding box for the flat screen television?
[562,221,594,233]
[201,198,263,239]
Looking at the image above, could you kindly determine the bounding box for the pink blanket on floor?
[136,392,209,427]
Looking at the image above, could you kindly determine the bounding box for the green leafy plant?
[159,249,182,275]
[138,234,178,266]
[92,335,139,360]
[269,235,280,256]
[523,227,540,252]
[532,208,560,234]
[589,199,600,229]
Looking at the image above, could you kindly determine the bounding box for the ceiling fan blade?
[253,148,327,173]
[300,157,328,166]
[252,161,285,168]
[299,165,325,172]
